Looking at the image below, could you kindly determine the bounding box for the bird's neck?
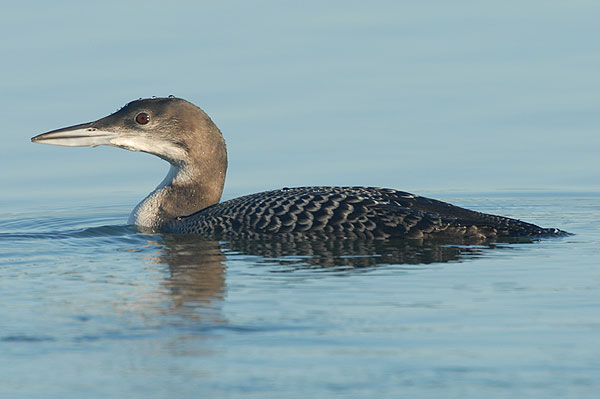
[128,162,225,229]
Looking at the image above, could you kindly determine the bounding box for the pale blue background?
[2,1,598,211]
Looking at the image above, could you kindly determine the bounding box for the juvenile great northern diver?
[32,97,566,240]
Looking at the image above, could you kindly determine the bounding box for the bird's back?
[164,186,565,240]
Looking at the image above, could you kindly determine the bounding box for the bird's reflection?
[221,238,490,269]
[149,235,513,318]
[151,236,226,321]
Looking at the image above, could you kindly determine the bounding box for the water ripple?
[0,225,137,240]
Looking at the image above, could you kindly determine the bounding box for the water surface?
[1,191,598,398]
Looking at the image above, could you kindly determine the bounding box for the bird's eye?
[135,112,150,125]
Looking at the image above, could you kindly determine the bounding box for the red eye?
[135,112,150,125]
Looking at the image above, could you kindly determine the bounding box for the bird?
[31,97,567,240]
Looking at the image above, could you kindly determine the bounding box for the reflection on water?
[148,237,226,322]
[144,234,516,319]
[220,237,491,269]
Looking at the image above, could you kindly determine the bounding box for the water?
[1,192,598,398]
[1,1,600,398]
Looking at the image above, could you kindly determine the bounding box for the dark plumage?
[167,186,565,240]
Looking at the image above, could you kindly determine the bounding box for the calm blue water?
[1,1,600,398]
[1,192,598,398]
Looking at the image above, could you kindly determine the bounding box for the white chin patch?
[109,136,186,161]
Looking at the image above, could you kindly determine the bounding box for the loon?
[31,97,566,240]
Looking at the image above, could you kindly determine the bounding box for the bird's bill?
[31,122,117,147]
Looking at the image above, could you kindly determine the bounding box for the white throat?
[128,164,182,228]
